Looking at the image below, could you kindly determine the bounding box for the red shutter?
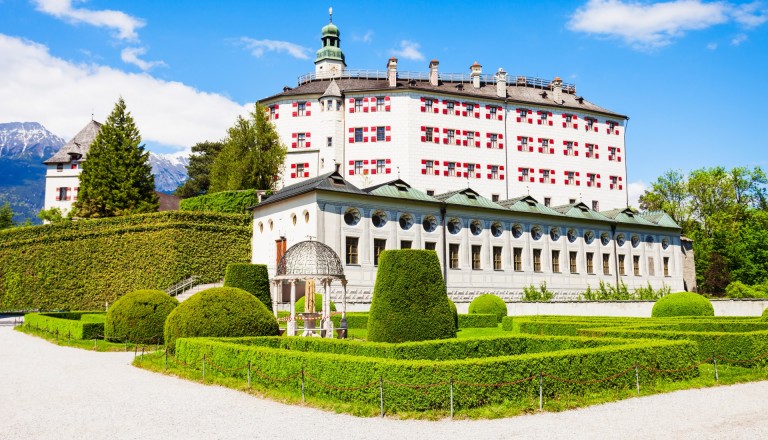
[349,98,355,113]
[385,96,391,111]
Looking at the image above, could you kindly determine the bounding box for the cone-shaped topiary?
[448,299,458,330]
[761,307,768,321]
[294,293,336,313]
[224,263,272,309]
[164,286,279,352]
[651,292,715,318]
[367,249,456,343]
[468,293,507,323]
[105,290,178,344]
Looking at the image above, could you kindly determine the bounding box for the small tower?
[315,7,346,78]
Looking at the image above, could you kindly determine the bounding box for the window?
[513,248,523,271]
[544,197,551,207]
[373,239,386,266]
[401,240,412,249]
[297,133,306,148]
[521,168,530,181]
[588,173,596,187]
[489,107,497,119]
[297,102,306,116]
[376,96,385,112]
[425,160,434,175]
[376,126,385,141]
[346,237,359,265]
[565,114,573,128]
[355,99,363,112]
[520,136,528,150]
[466,103,474,115]
[327,137,333,148]
[376,160,386,174]
[493,246,502,270]
[592,201,599,211]
[354,161,363,175]
[472,245,482,270]
[602,254,610,274]
[540,112,548,124]
[542,169,550,181]
[354,128,363,143]
[466,131,475,146]
[425,99,433,112]
[269,106,277,119]
[633,255,640,276]
[467,163,476,176]
[541,138,549,151]
[552,250,561,273]
[569,198,576,204]
[663,257,670,276]
[619,255,626,275]
[492,194,499,202]
[567,172,575,185]
[491,166,499,180]
[586,252,594,274]
[610,176,619,190]
[586,143,595,158]
[56,163,63,172]
[447,129,455,144]
[57,187,68,201]
[569,251,578,274]
[608,147,617,161]
[447,101,455,113]
[648,257,655,276]
[449,244,460,269]
[490,134,498,149]
[426,190,435,196]
[565,141,574,156]
[425,127,434,142]
[586,118,595,130]
[533,249,542,272]
[608,121,617,133]
[425,241,436,251]
[448,162,456,176]
[296,163,305,175]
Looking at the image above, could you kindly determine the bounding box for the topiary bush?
[448,300,458,330]
[468,293,507,323]
[105,290,178,344]
[367,249,456,343]
[762,307,768,322]
[164,286,278,352]
[294,293,336,313]
[224,263,272,309]
[651,292,715,318]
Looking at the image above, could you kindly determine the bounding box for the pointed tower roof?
[43,120,102,164]
[321,79,342,98]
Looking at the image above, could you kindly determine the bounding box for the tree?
[639,169,692,233]
[74,98,158,217]
[0,202,15,229]
[209,104,285,192]
[38,207,69,225]
[174,140,224,198]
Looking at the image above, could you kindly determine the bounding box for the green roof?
[552,202,613,222]
[434,188,503,210]
[364,179,438,202]
[640,211,681,228]
[601,207,658,227]
[498,195,562,216]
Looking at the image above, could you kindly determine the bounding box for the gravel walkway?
[2,319,768,440]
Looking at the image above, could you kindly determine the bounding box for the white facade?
[43,162,81,216]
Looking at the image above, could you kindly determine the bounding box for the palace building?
[251,13,694,304]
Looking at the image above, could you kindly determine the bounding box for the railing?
[296,70,576,93]
[165,275,200,297]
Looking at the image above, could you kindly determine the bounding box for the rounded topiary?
[448,300,458,330]
[651,292,715,318]
[468,293,507,323]
[105,290,178,344]
[294,293,336,313]
[367,249,456,343]
[224,263,272,309]
[762,307,768,321]
[164,286,279,352]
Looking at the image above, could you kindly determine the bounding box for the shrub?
[164,287,278,352]
[448,300,458,330]
[522,283,555,302]
[458,314,498,328]
[651,292,715,318]
[224,263,272,309]
[105,290,178,344]
[294,294,336,313]
[468,293,508,322]
[762,307,768,322]
[725,281,766,299]
[24,312,105,340]
[367,250,456,343]
[179,189,261,214]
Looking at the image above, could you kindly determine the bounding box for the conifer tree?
[74,98,158,217]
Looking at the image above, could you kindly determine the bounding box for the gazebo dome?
[276,240,345,278]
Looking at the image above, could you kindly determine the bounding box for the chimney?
[495,68,507,98]
[470,62,482,89]
[387,58,398,88]
[551,77,563,104]
[429,59,439,86]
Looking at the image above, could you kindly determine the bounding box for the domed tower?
[315,7,346,78]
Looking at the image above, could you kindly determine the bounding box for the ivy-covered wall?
[0,212,251,311]
[179,190,262,214]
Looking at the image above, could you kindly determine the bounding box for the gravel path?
[2,319,768,440]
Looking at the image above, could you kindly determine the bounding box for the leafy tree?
[0,202,15,229]
[209,104,285,192]
[174,140,224,198]
[74,98,158,217]
[639,169,693,233]
[38,207,69,225]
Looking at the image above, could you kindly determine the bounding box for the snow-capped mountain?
[0,122,65,158]
[148,152,189,193]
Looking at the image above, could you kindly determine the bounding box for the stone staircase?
[174,281,224,302]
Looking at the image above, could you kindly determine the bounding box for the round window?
[422,215,437,232]
[531,225,542,240]
[550,227,561,241]
[662,238,670,250]
[344,208,361,226]
[304,211,310,223]
[372,210,387,228]
[399,213,414,230]
[600,232,610,246]
[616,234,626,247]
[470,220,483,236]
[631,234,640,248]
[567,228,577,243]
[584,230,595,245]
[491,222,503,237]
[448,218,462,235]
[258,222,264,233]
[512,224,523,239]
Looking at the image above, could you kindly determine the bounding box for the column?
[288,280,297,336]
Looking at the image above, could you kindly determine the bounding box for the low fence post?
[379,375,384,418]
[538,372,543,411]
[164,349,168,370]
[635,364,640,396]
[202,354,206,382]
[301,368,306,403]
[449,377,454,419]
[93,338,97,350]
[713,354,719,382]
[247,361,251,388]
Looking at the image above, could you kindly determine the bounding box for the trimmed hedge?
[763,307,768,321]
[652,292,714,318]
[24,312,105,340]
[332,312,367,329]
[224,263,272,309]
[468,294,507,323]
[164,287,278,352]
[458,314,498,328]
[367,250,456,343]
[449,300,458,330]
[0,212,250,311]
[179,189,260,214]
[175,335,698,412]
[294,294,336,313]
[105,290,178,344]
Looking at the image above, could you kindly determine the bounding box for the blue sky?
[1,0,767,202]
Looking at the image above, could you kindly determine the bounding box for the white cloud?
[731,33,748,45]
[627,181,648,209]
[0,34,249,151]
[239,38,311,59]
[706,42,718,49]
[390,40,424,61]
[567,0,767,49]
[120,47,166,71]
[32,0,145,41]
[353,30,374,43]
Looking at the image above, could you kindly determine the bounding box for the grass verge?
[15,324,157,353]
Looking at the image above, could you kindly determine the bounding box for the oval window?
[372,210,387,228]
[512,224,523,239]
[600,232,610,246]
[491,222,503,237]
[550,227,561,241]
[531,225,542,241]
[616,234,626,247]
[567,228,577,243]
[422,215,437,232]
[584,230,595,245]
[448,218,462,235]
[399,213,414,230]
[470,220,483,236]
[631,234,640,248]
[662,238,670,250]
[344,208,361,226]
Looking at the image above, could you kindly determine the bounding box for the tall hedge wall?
[179,190,261,214]
[0,212,251,311]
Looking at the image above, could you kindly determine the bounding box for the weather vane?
[329,7,333,22]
